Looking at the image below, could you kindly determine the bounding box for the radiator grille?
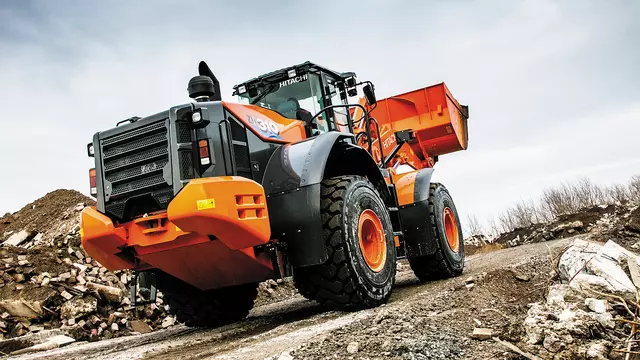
[101,120,172,220]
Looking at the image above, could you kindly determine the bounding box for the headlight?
[87,143,95,157]
[192,111,202,123]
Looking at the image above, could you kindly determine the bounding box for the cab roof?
[232,61,355,95]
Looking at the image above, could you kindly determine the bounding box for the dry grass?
[471,243,505,254]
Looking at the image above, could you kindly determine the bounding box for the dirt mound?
[467,203,640,255]
[1,189,94,247]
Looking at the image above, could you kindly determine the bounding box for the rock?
[111,323,119,332]
[346,341,359,354]
[32,233,43,244]
[14,273,25,282]
[585,298,607,313]
[60,296,97,319]
[29,324,45,332]
[100,322,108,330]
[48,334,75,346]
[586,341,610,359]
[515,274,531,282]
[60,291,73,300]
[161,316,176,328]
[86,282,123,303]
[3,230,34,247]
[558,240,636,293]
[276,351,294,360]
[0,296,50,319]
[465,276,475,284]
[471,327,493,340]
[543,331,564,353]
[465,283,475,290]
[130,320,152,334]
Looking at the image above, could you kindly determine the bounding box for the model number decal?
[246,115,282,139]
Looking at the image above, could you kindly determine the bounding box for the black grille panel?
[176,121,192,143]
[179,152,195,179]
[100,119,173,220]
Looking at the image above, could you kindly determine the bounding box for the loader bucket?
[370,82,468,158]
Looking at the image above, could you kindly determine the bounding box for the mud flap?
[266,184,328,268]
[399,199,438,257]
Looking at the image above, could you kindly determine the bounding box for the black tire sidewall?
[342,178,396,299]
[432,186,464,271]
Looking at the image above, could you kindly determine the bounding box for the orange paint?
[392,171,418,206]
[167,176,270,250]
[80,177,275,289]
[223,102,306,143]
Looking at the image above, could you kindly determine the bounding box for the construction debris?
[0,190,173,354]
[470,327,493,340]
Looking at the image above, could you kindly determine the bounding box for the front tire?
[408,183,465,281]
[293,176,396,309]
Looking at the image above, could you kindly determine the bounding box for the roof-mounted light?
[287,69,296,78]
[238,85,246,94]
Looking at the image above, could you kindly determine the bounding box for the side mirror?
[363,84,377,106]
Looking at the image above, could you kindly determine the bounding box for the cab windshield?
[238,74,324,120]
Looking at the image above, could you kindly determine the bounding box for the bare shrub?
[629,174,640,204]
[540,178,608,219]
[607,184,630,204]
[465,214,484,237]
[498,199,539,232]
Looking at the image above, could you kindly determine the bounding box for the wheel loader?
[80,61,470,326]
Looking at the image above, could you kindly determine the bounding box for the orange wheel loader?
[81,61,470,326]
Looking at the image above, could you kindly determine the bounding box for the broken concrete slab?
[3,230,34,247]
[558,239,636,293]
[60,296,97,319]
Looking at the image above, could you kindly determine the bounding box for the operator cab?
[232,62,358,136]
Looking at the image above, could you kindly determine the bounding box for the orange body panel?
[80,176,274,290]
[167,177,271,250]
[391,171,418,206]
[367,82,468,161]
[223,102,306,143]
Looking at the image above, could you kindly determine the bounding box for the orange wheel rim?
[358,209,387,272]
[443,207,460,252]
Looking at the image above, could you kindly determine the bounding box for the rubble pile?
[0,190,171,353]
[466,203,640,255]
[519,239,640,359]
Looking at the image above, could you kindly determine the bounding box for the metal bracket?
[130,270,157,306]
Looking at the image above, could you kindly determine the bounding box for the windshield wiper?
[250,83,277,105]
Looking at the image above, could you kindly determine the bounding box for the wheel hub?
[357,209,386,272]
[443,207,460,252]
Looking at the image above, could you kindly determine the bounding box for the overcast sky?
[1,0,639,228]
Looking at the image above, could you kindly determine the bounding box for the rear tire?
[408,183,464,281]
[158,272,258,327]
[293,176,396,309]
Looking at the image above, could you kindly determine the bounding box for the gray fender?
[399,168,438,257]
[262,132,390,267]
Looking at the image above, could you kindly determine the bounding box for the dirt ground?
[3,237,577,360]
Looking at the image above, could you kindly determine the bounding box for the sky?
[0,0,639,229]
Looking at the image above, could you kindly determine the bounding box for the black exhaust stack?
[188,61,222,102]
